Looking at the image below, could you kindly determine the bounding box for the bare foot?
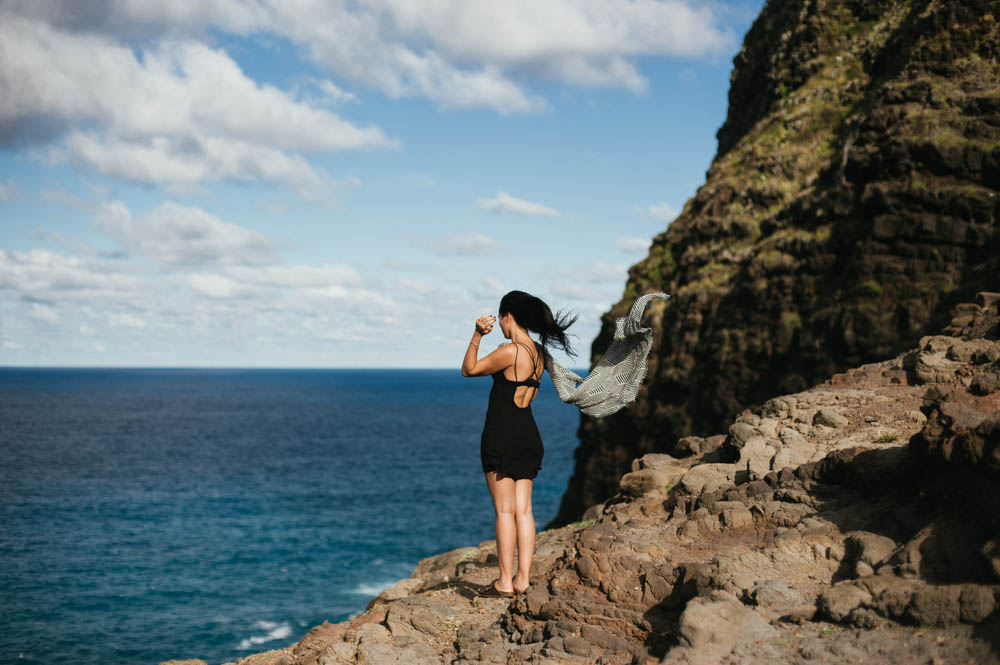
[513,573,530,594]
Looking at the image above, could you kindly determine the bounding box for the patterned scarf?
[545,292,669,417]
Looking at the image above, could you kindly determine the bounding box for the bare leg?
[513,478,535,592]
[485,471,516,593]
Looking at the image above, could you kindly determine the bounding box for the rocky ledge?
[165,297,1000,665]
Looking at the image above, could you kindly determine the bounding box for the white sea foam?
[237,620,293,650]
[351,581,395,596]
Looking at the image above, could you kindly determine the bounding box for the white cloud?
[471,276,508,301]
[26,302,60,324]
[2,1,734,116]
[309,78,358,105]
[618,236,652,254]
[395,277,433,294]
[58,132,335,198]
[587,261,628,282]
[227,264,362,289]
[291,0,732,109]
[427,232,504,256]
[108,312,147,328]
[41,185,92,210]
[0,209,443,366]
[0,12,394,194]
[172,272,246,299]
[550,281,614,303]
[0,248,144,301]
[96,201,278,267]
[90,200,363,303]
[636,202,680,223]
[476,191,559,218]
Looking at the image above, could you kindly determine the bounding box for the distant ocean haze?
[0,368,580,665]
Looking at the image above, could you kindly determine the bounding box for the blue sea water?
[0,368,582,665]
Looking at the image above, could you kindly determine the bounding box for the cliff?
[552,0,1000,526]
[162,295,1000,665]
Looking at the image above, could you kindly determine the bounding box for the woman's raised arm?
[462,315,513,376]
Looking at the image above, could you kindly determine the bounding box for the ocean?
[0,368,581,665]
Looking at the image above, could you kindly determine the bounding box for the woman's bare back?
[502,341,543,408]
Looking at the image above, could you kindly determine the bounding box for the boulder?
[662,590,777,664]
[373,578,425,604]
[750,579,805,615]
[814,408,848,428]
[715,501,754,529]
[727,422,760,451]
[844,531,898,578]
[675,435,725,458]
[632,453,682,471]
[619,466,684,497]
[912,336,963,384]
[738,437,775,480]
[621,454,687,496]
[674,436,706,457]
[413,546,480,587]
[680,464,737,495]
[817,581,873,623]
[906,585,963,626]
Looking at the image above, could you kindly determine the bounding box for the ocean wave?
[236,620,293,650]
[351,581,395,596]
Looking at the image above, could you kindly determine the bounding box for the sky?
[0,0,765,368]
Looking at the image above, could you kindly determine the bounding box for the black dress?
[480,343,544,480]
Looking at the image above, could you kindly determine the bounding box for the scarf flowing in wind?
[545,292,669,418]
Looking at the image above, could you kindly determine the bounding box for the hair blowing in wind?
[498,291,578,357]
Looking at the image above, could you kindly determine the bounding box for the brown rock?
[412,546,478,586]
[619,466,685,497]
[813,408,848,428]
[906,585,963,626]
[562,634,590,657]
[674,436,706,457]
[738,437,775,480]
[817,582,872,622]
[959,584,997,623]
[844,531,899,578]
[983,539,1000,581]
[663,590,777,664]
[718,502,754,529]
[373,578,425,605]
[679,464,736,495]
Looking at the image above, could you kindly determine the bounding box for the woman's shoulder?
[490,342,518,362]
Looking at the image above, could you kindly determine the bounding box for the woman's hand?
[475,315,496,335]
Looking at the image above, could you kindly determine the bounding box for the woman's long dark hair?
[499,291,578,357]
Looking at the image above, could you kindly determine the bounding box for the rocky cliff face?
[553,0,1000,525]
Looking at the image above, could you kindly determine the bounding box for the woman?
[461,290,576,597]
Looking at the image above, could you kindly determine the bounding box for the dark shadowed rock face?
[552,0,1000,526]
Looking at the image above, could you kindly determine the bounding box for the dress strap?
[513,341,540,384]
[513,342,519,382]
